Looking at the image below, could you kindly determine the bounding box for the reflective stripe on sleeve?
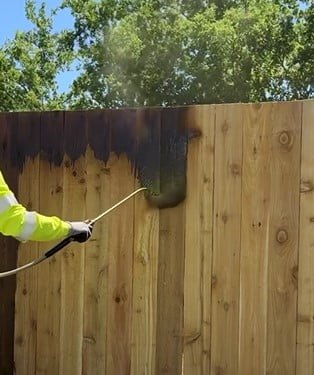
[15,211,37,242]
[0,192,19,214]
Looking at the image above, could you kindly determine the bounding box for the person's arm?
[0,171,78,242]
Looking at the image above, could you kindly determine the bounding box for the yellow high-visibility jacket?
[0,171,70,242]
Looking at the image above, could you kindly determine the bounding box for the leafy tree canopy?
[0,0,313,110]
[0,0,73,111]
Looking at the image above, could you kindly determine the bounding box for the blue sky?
[0,0,76,92]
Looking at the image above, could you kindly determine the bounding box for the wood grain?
[155,108,185,375]
[105,155,135,374]
[82,145,110,374]
[183,105,215,375]
[9,101,314,374]
[130,109,160,375]
[239,103,272,375]
[200,106,215,375]
[59,112,86,374]
[34,112,64,374]
[297,101,314,374]
[131,181,159,375]
[266,102,301,374]
[14,112,40,375]
[211,104,243,375]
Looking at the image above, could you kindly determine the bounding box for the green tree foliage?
[65,0,313,108]
[292,0,314,98]
[0,0,313,110]
[0,0,73,111]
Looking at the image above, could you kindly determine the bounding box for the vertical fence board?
[36,160,63,375]
[59,112,87,374]
[266,102,301,374]
[183,106,202,374]
[156,205,185,375]
[0,113,18,375]
[130,109,160,375]
[297,101,314,374]
[131,181,159,375]
[105,108,136,374]
[183,105,215,375]
[14,112,40,375]
[59,155,86,374]
[82,112,110,374]
[105,155,135,374]
[211,104,243,374]
[200,106,215,374]
[156,108,186,375]
[82,147,104,374]
[239,103,272,374]
[35,112,64,374]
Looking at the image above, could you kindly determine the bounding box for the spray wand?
[0,187,147,278]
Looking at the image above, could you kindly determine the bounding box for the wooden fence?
[0,100,314,374]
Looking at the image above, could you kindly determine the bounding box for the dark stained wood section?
[0,107,196,374]
[0,113,20,375]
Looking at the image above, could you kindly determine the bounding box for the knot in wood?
[278,131,294,151]
[137,251,148,266]
[276,229,288,244]
[230,163,241,177]
[300,180,314,193]
[15,336,24,347]
[279,131,290,145]
[31,318,37,330]
[215,365,224,375]
[221,121,229,134]
[221,212,228,224]
[113,284,127,304]
[223,302,230,311]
